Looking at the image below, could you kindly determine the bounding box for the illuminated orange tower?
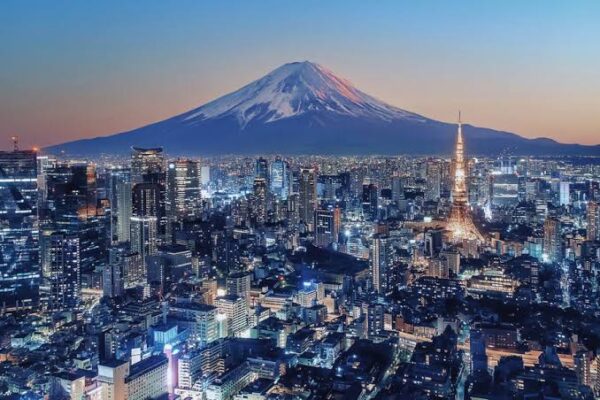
[447,112,483,242]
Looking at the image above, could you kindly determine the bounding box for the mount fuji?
[48,61,600,156]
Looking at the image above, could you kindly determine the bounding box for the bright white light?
[216,313,227,321]
[216,288,226,297]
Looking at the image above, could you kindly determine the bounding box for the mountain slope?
[47,61,600,156]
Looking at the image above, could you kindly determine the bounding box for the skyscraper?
[371,235,392,294]
[543,217,562,263]
[130,215,158,273]
[131,147,167,239]
[40,231,81,311]
[269,157,289,199]
[425,161,442,201]
[587,201,599,241]
[447,113,483,242]
[251,178,268,225]
[166,159,201,234]
[108,168,132,244]
[0,150,39,309]
[103,261,124,298]
[391,175,404,202]
[43,162,107,274]
[298,167,317,231]
[255,157,269,182]
[314,207,341,248]
[362,183,378,220]
[559,181,570,206]
[131,147,165,185]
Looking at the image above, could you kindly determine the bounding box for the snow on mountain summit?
[182,61,424,127]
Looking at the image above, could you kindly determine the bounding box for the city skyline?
[2,4,600,399]
[2,1,600,149]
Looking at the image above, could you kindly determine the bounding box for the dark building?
[314,207,341,248]
[362,183,378,220]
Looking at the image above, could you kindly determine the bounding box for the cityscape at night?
[1,1,600,400]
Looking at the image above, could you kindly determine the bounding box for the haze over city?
[1,0,600,149]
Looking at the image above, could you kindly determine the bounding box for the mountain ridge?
[47,61,600,156]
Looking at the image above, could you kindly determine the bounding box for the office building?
[40,230,81,311]
[215,295,248,336]
[108,168,132,244]
[371,235,392,294]
[166,159,201,225]
[314,207,341,248]
[0,150,39,308]
[543,217,562,263]
[269,157,289,199]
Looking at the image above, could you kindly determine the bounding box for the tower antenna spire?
[10,136,18,151]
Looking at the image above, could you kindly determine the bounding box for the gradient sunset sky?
[1,0,599,149]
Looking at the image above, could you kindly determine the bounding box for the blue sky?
[1,0,599,147]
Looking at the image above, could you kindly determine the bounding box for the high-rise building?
[132,182,162,260]
[215,295,248,336]
[367,303,385,337]
[108,245,142,289]
[177,342,224,389]
[440,248,461,278]
[391,175,404,202]
[131,147,165,185]
[491,173,519,207]
[587,201,599,241]
[543,217,562,263]
[362,183,378,220]
[170,303,219,346]
[131,147,166,239]
[255,157,269,183]
[108,168,132,244]
[40,231,81,311]
[371,235,392,294]
[133,183,162,219]
[298,167,317,231]
[269,157,289,199]
[0,150,39,309]
[314,207,341,248]
[574,350,592,387]
[425,161,442,201]
[226,271,252,300]
[103,261,124,298]
[166,159,201,226]
[251,178,268,225]
[200,165,210,186]
[43,162,107,274]
[447,114,483,242]
[130,215,158,271]
[559,181,570,206]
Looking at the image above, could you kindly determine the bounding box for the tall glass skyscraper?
[269,158,289,200]
[0,150,39,309]
[108,168,132,244]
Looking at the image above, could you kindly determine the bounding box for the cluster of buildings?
[0,121,600,399]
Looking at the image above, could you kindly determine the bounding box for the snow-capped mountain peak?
[182,61,423,127]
